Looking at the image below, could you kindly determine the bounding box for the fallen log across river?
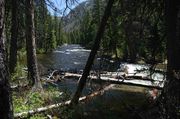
[64,72,164,89]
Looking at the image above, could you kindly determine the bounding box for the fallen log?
[11,84,30,91]
[14,84,115,118]
[64,73,164,89]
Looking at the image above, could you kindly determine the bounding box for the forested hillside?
[5,0,166,64]
[61,0,166,64]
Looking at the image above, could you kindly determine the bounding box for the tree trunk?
[25,0,42,89]
[125,22,137,63]
[70,0,114,105]
[0,0,14,118]
[9,0,18,74]
[162,0,180,118]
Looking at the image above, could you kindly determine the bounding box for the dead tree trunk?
[0,0,14,118]
[161,0,180,118]
[25,0,42,89]
[9,0,18,74]
[70,0,114,105]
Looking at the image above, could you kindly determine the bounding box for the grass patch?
[13,85,69,113]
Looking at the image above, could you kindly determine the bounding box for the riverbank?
[12,44,163,119]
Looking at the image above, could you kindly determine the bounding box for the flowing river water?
[36,44,158,119]
[38,44,91,71]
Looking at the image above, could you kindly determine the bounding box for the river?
[37,44,159,118]
[37,44,103,95]
[38,44,91,71]
[37,44,120,74]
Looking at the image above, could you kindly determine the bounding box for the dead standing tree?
[0,0,14,118]
[70,0,115,105]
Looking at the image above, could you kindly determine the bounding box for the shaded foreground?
[13,78,157,119]
[12,44,163,119]
[77,85,154,119]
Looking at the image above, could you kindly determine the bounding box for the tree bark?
[162,0,180,118]
[70,0,114,105]
[0,0,14,118]
[9,0,18,74]
[25,0,42,89]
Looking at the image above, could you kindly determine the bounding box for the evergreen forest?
[0,0,179,119]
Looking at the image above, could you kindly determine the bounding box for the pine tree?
[9,0,18,74]
[25,0,42,89]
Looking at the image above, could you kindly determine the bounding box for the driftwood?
[64,73,164,89]
[14,84,115,118]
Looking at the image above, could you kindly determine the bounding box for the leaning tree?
[71,0,115,105]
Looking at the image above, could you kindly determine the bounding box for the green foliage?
[51,30,57,49]
[35,0,51,51]
[36,48,46,54]
[73,0,166,63]
[13,92,43,113]
[92,0,104,25]
[13,97,29,113]
[5,0,166,63]
[28,92,44,106]
[29,114,46,119]
[13,85,70,113]
[12,83,75,118]
[11,49,27,81]
[11,62,27,81]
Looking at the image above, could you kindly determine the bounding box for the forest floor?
[12,44,163,119]
[12,77,156,119]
